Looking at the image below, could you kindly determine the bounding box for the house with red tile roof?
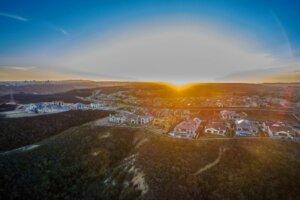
[263,122,295,138]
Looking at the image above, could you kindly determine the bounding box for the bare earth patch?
[1,144,40,155]
[135,138,149,149]
[194,147,228,176]
[93,117,110,126]
[98,132,111,139]
[130,166,149,195]
[119,154,149,196]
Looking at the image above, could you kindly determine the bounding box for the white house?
[272,131,294,139]
[220,110,240,120]
[71,103,89,110]
[235,119,258,137]
[127,114,153,125]
[90,103,103,109]
[109,114,127,124]
[205,121,227,135]
[24,104,38,112]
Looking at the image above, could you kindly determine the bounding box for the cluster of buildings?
[22,101,111,113]
[168,110,236,139]
[108,104,298,140]
[0,80,54,86]
[166,109,297,139]
[139,95,299,110]
[108,113,153,126]
[15,88,299,141]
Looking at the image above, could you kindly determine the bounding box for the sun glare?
[157,82,200,93]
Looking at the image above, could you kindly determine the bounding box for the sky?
[0,0,300,84]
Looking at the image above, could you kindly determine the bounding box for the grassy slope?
[0,125,142,199]
[137,137,300,200]
[1,125,300,200]
[0,110,111,151]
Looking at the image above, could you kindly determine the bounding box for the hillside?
[0,88,95,104]
[0,81,126,97]
[1,123,300,200]
[0,110,111,151]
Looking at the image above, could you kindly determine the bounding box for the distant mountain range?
[218,65,300,83]
[0,80,125,97]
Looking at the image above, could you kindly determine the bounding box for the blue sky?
[0,0,299,83]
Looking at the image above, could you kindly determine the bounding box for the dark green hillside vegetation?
[0,126,148,200]
[0,110,111,151]
[1,124,300,199]
[0,104,17,111]
[136,137,300,200]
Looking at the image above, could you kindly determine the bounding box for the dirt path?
[135,138,149,149]
[93,116,111,126]
[194,147,228,176]
[0,144,40,155]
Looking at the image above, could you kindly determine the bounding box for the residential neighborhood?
[109,113,153,126]
[2,86,300,142]
[21,101,113,114]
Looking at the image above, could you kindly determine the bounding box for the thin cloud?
[57,28,69,36]
[269,9,293,58]
[0,12,68,36]
[45,22,69,35]
[0,11,29,22]
[0,66,36,71]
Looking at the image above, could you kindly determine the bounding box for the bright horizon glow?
[61,22,284,85]
[0,0,299,84]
